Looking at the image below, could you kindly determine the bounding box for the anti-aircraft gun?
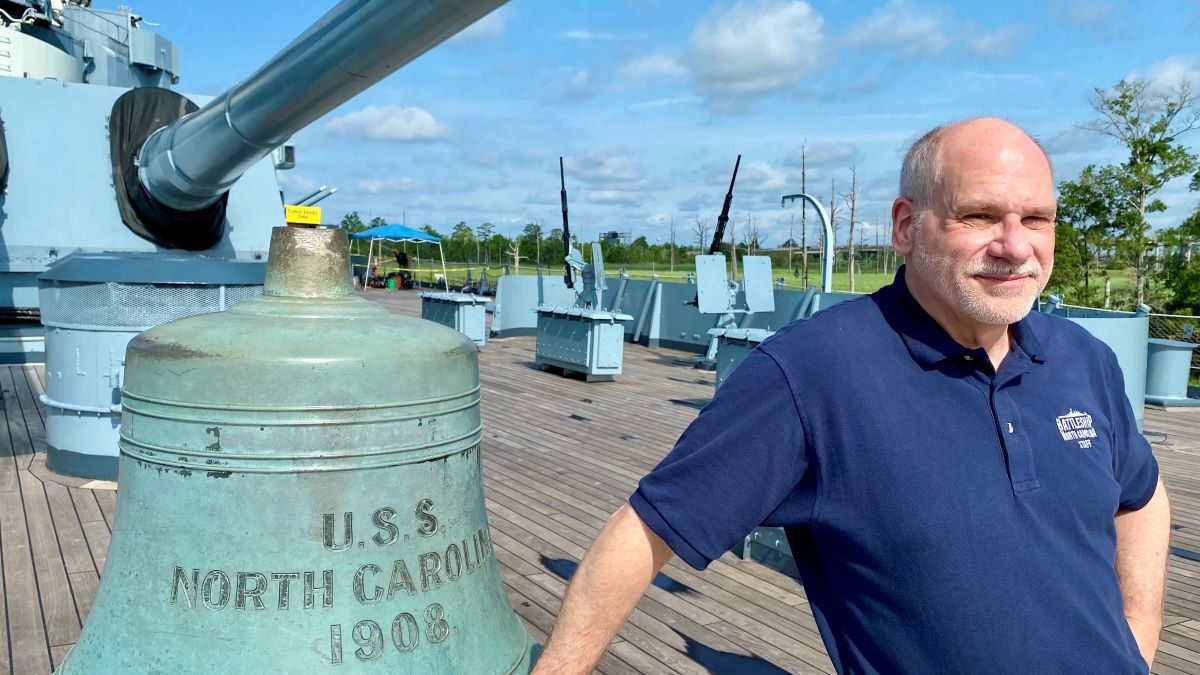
[0,0,507,479]
[690,155,776,369]
[560,157,575,290]
[533,157,633,381]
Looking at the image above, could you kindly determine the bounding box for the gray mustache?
[967,261,1041,277]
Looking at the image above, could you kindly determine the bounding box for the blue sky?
[130,0,1200,248]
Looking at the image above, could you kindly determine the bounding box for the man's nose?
[987,216,1033,263]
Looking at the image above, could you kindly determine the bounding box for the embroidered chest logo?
[1056,409,1097,448]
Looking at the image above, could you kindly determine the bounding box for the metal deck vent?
[40,281,262,330]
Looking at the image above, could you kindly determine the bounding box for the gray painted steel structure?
[5,0,511,478]
[421,291,489,347]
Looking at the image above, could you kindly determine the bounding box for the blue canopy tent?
[348,223,448,290]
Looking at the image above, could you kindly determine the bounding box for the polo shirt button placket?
[993,388,1040,493]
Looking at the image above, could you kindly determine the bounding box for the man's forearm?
[532,503,675,675]
[1115,477,1170,668]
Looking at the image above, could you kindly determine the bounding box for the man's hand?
[1116,477,1170,669]
[532,503,675,675]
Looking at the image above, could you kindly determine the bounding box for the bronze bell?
[57,227,536,673]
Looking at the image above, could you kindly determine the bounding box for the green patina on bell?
[59,226,535,673]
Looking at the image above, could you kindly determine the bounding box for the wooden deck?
[2,288,1200,673]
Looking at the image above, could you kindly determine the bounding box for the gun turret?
[707,154,741,254]
[130,0,506,248]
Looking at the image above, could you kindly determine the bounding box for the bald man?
[532,118,1170,674]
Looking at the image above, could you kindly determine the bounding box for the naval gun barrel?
[138,0,506,212]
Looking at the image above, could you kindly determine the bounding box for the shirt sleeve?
[629,346,809,570]
[1104,347,1159,511]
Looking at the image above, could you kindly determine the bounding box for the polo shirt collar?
[875,265,1045,369]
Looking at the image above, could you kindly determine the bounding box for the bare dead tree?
[842,166,859,291]
[692,216,710,253]
[669,217,676,273]
[801,142,808,286]
[508,240,528,276]
[788,213,794,279]
[827,178,842,285]
[744,213,761,256]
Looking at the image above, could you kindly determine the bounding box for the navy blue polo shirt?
[631,266,1159,674]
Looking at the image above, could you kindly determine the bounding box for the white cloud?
[628,95,696,110]
[678,192,716,213]
[563,69,601,100]
[585,190,646,207]
[709,160,787,194]
[356,177,417,194]
[565,147,648,187]
[844,0,949,57]
[616,54,687,86]
[563,29,618,41]
[327,106,450,142]
[525,191,558,207]
[1138,55,1200,96]
[684,0,828,111]
[864,173,899,202]
[784,142,861,169]
[964,25,1029,60]
[1043,126,1108,156]
[454,7,509,42]
[276,172,319,197]
[1052,1,1119,35]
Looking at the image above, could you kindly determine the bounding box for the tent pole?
[439,242,450,291]
[365,239,373,289]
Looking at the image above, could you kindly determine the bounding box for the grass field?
[376,255,1144,301]
[394,260,901,293]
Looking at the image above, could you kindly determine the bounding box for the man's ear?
[892,198,916,256]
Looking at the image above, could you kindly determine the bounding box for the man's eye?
[962,213,994,222]
[1023,217,1053,229]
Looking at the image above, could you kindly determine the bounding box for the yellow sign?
[284,204,322,225]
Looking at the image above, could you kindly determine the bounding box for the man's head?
[891,117,1056,333]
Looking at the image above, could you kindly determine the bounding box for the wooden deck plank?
[0,488,52,675]
[43,485,93,576]
[7,290,1200,674]
[67,570,99,626]
[79,519,110,575]
[0,368,80,649]
[50,645,71,670]
[93,490,117,532]
[68,487,104,525]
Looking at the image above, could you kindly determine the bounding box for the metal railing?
[1149,312,1200,375]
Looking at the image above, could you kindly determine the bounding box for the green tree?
[520,223,544,266]
[339,211,366,233]
[543,228,566,268]
[1045,221,1087,301]
[421,224,443,239]
[1083,78,1200,305]
[446,221,477,262]
[1055,166,1133,303]
[487,233,511,267]
[368,216,386,229]
[1159,207,1200,312]
[476,223,495,264]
